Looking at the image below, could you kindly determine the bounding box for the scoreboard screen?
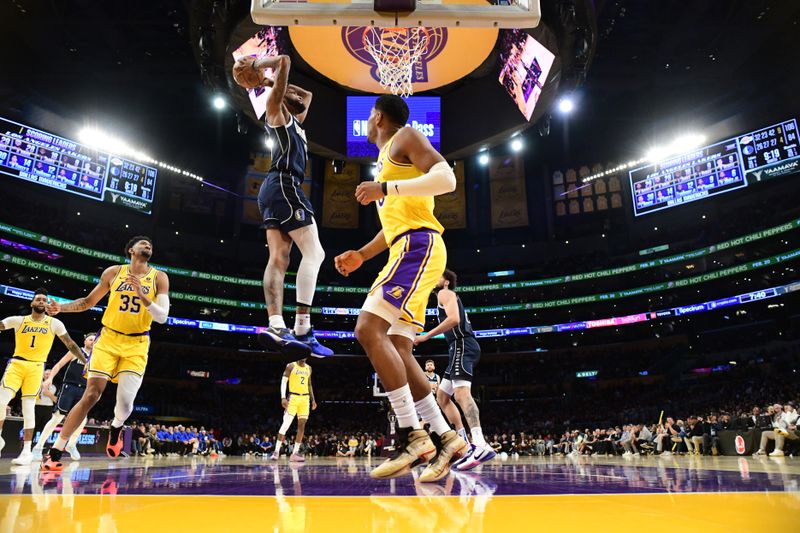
[629,118,799,216]
[0,117,157,214]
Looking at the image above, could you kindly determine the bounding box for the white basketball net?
[363,27,430,97]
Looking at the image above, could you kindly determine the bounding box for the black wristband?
[381,181,388,196]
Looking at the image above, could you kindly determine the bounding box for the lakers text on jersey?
[286,363,311,418]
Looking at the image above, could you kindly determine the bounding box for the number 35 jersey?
[103,265,159,335]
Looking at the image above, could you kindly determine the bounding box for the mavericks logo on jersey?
[295,209,306,222]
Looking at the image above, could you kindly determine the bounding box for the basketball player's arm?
[280,363,293,408]
[0,316,23,332]
[288,83,313,124]
[265,55,291,127]
[355,129,455,203]
[43,351,77,387]
[415,289,459,344]
[136,271,170,324]
[53,321,87,363]
[46,266,117,315]
[334,230,387,276]
[309,374,317,410]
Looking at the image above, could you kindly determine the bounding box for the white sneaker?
[660,451,672,457]
[31,447,43,461]
[769,449,784,457]
[753,449,766,456]
[66,443,81,460]
[12,450,33,465]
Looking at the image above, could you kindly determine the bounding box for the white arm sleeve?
[385,161,456,197]
[50,318,67,336]
[1,316,24,331]
[146,294,170,324]
[280,376,288,398]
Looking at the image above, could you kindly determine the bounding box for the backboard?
[251,0,541,29]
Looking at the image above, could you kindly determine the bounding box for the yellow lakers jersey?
[14,315,56,362]
[376,132,444,245]
[103,265,159,334]
[288,363,311,395]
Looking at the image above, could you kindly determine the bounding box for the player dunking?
[271,359,316,461]
[416,269,496,470]
[0,289,86,465]
[334,95,468,482]
[232,54,331,359]
[32,332,96,461]
[42,237,170,471]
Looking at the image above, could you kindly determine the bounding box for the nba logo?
[352,120,368,137]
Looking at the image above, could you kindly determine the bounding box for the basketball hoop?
[363,26,430,97]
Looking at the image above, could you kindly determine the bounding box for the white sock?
[386,385,421,430]
[269,315,287,329]
[22,441,31,453]
[294,313,311,336]
[54,436,68,451]
[275,440,283,455]
[293,442,301,454]
[414,394,450,436]
[457,428,469,443]
[471,427,487,447]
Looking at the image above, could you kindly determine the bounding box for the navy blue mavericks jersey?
[267,115,308,179]
[437,293,475,345]
[63,350,88,386]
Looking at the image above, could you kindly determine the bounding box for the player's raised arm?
[287,83,313,124]
[415,289,460,344]
[265,55,291,126]
[46,266,118,316]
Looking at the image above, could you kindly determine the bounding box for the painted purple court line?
[2,461,798,497]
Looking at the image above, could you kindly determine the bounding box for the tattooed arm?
[46,266,118,315]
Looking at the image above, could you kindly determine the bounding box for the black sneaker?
[258,327,312,361]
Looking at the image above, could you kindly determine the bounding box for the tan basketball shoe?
[418,430,470,483]
[370,428,436,479]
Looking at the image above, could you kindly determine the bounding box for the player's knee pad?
[279,412,295,435]
[114,373,143,420]
[21,397,36,429]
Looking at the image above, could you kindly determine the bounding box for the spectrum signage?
[346,96,441,158]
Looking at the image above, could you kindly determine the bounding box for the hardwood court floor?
[1,454,798,532]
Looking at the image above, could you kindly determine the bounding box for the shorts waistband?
[390,228,440,247]
[289,392,309,396]
[102,326,150,337]
[10,356,42,363]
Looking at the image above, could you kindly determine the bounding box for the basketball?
[232,59,264,90]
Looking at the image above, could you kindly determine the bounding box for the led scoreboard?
[629,118,799,216]
[0,117,157,214]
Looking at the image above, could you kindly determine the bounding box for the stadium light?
[510,137,523,152]
[370,165,378,177]
[213,96,226,110]
[78,126,205,183]
[265,136,275,149]
[645,133,706,163]
[557,97,574,114]
[478,152,490,165]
